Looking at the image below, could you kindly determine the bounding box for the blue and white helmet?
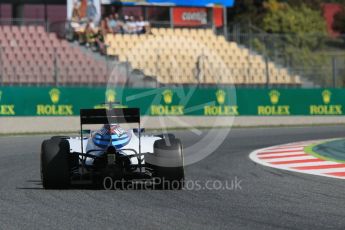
[92,124,131,149]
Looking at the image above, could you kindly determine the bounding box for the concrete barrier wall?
[1,116,345,134]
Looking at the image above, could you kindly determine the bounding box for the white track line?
[264,147,306,151]
[258,151,306,156]
[265,155,316,163]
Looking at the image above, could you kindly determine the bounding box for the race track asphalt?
[1,126,345,230]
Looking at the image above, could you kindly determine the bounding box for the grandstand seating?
[105,28,301,85]
[0,25,109,85]
[0,25,301,86]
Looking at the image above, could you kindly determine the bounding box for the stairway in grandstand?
[105,28,301,86]
[72,42,151,87]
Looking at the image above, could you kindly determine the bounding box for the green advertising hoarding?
[0,87,342,116]
[236,89,342,116]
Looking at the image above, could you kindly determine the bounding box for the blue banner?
[106,0,235,7]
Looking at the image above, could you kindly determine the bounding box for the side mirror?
[133,128,145,134]
[81,129,91,135]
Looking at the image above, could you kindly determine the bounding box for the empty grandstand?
[0,0,322,88]
[0,24,111,85]
[104,28,301,86]
[0,23,301,87]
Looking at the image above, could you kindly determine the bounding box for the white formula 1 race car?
[40,108,184,190]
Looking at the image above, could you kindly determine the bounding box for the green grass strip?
[304,139,345,164]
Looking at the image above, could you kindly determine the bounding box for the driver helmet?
[92,124,131,149]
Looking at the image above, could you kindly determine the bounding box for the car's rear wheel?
[155,133,175,140]
[146,138,185,190]
[41,138,70,189]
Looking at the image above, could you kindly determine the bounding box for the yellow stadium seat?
[151,28,159,35]
[103,26,298,85]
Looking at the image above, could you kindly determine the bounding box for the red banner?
[213,7,223,28]
[173,7,208,27]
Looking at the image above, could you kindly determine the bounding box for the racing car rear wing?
[79,108,142,159]
[80,108,140,125]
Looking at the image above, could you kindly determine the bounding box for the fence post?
[170,8,174,29]
[155,49,159,88]
[53,47,58,87]
[332,56,337,88]
[264,36,270,88]
[0,46,2,86]
[265,55,270,88]
[125,56,130,87]
[106,55,110,87]
[223,6,228,39]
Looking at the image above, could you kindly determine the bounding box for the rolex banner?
[0,87,343,116]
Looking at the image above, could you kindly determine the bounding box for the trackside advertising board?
[173,7,208,27]
[67,0,101,25]
[0,87,343,116]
